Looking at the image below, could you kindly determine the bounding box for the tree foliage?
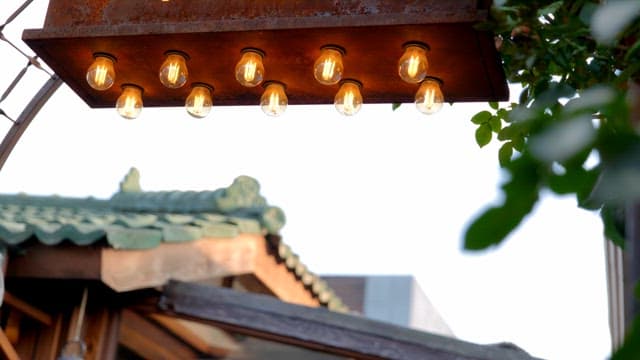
[464,1,640,357]
[465,0,640,251]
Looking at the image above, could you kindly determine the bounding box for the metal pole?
[0,75,62,171]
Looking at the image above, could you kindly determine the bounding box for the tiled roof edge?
[0,194,110,209]
[266,234,349,313]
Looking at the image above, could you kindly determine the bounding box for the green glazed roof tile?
[227,217,262,234]
[160,224,203,242]
[106,226,163,249]
[113,213,159,228]
[32,222,66,245]
[200,223,240,238]
[161,214,196,225]
[0,220,31,245]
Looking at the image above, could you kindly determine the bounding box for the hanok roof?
[0,168,346,311]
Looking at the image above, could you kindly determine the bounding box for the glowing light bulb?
[159,51,189,88]
[398,42,429,84]
[334,79,363,116]
[313,45,344,85]
[415,77,444,115]
[185,83,213,118]
[235,48,265,87]
[86,53,116,91]
[260,81,287,117]
[116,85,143,119]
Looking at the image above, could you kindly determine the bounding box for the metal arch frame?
[0,75,62,171]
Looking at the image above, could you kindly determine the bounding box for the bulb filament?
[322,59,336,80]
[193,93,205,113]
[123,96,137,117]
[343,90,355,113]
[167,62,180,85]
[244,60,257,82]
[268,92,280,114]
[93,65,108,87]
[408,55,420,78]
[423,88,436,110]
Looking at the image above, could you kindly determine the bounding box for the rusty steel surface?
[43,0,486,30]
[23,0,507,108]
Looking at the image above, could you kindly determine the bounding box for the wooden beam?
[101,235,259,292]
[33,314,64,360]
[6,244,101,281]
[252,238,320,307]
[0,329,19,360]
[160,281,540,360]
[119,309,199,359]
[3,292,53,326]
[4,310,21,345]
[149,314,239,357]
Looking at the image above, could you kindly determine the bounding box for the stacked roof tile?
[0,168,347,311]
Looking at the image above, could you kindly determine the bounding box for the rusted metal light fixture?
[334,79,363,116]
[22,1,508,115]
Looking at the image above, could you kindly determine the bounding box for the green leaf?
[489,116,502,132]
[464,155,540,250]
[548,166,598,200]
[591,0,640,45]
[512,135,525,152]
[529,115,595,163]
[601,205,625,249]
[537,1,563,17]
[579,2,598,25]
[471,110,492,124]
[489,101,499,110]
[613,315,640,359]
[475,124,492,147]
[497,108,509,120]
[498,142,513,167]
[392,103,401,111]
[464,206,521,250]
[624,38,640,62]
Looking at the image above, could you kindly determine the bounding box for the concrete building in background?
[324,275,453,337]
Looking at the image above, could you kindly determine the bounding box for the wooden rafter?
[0,329,19,360]
[3,292,53,326]
[149,314,239,357]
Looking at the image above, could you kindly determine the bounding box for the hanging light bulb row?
[85,41,443,120]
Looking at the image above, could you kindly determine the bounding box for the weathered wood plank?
[33,314,63,360]
[119,309,198,359]
[149,314,239,357]
[6,244,101,280]
[101,235,260,292]
[160,281,540,360]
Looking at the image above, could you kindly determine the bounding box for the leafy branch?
[465,0,640,252]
